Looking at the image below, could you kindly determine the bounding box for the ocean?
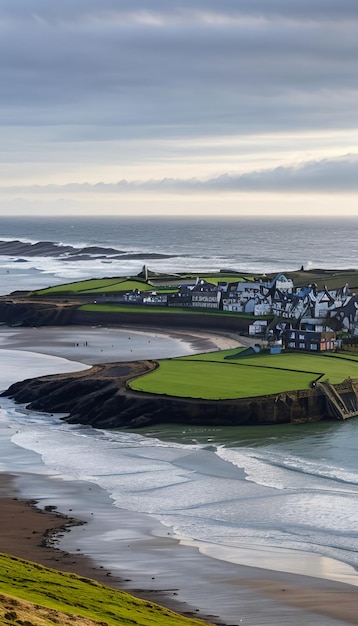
[0,216,357,624]
[0,215,358,295]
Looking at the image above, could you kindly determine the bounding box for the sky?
[0,0,358,217]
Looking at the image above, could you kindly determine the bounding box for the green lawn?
[181,350,358,380]
[321,352,358,362]
[220,352,358,382]
[196,274,249,285]
[80,303,260,317]
[129,350,358,400]
[81,303,203,314]
[32,272,258,296]
[0,553,210,626]
[33,277,151,295]
[178,348,247,362]
[84,279,153,293]
[129,359,316,399]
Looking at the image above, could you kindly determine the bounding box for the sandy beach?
[0,473,121,587]
[2,470,358,626]
[0,324,242,365]
[1,325,358,626]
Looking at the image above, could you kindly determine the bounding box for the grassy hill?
[0,553,211,626]
[33,277,152,296]
[30,268,358,297]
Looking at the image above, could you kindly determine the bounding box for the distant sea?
[0,215,357,295]
[0,215,357,607]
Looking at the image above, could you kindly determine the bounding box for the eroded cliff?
[1,360,332,428]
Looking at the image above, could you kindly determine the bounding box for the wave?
[216,446,358,491]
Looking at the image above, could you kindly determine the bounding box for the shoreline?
[0,481,215,626]
[0,473,121,587]
[1,325,358,624]
[2,472,358,626]
[0,473,219,623]
[0,324,243,365]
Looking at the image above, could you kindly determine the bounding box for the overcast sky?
[1,0,357,216]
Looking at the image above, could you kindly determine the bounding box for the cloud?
[1,0,358,214]
[1,1,357,23]
[0,0,357,137]
[204,155,358,193]
[2,155,357,195]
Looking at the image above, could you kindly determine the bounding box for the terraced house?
[99,270,358,338]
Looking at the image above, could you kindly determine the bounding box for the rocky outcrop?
[1,360,332,429]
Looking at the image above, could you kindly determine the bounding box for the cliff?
[0,298,253,333]
[1,360,333,428]
[0,299,78,326]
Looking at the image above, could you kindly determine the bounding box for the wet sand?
[0,325,242,365]
[2,472,358,626]
[0,473,120,587]
[0,473,220,622]
[1,326,358,625]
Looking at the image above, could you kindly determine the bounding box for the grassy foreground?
[0,553,210,626]
[129,350,358,400]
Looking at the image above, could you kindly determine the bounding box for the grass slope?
[34,278,151,296]
[31,272,258,297]
[0,553,210,626]
[29,267,358,297]
[129,350,358,400]
[0,590,104,626]
[80,303,261,318]
[85,280,153,294]
[129,359,315,399]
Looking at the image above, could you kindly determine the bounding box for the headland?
[1,266,358,427]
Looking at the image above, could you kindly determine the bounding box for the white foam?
[216,446,358,491]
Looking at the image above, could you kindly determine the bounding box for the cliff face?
[0,300,77,326]
[0,298,253,332]
[1,361,330,429]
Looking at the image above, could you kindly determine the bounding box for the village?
[98,270,358,352]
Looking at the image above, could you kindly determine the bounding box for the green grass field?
[192,274,250,285]
[129,359,315,399]
[0,553,210,626]
[34,277,152,295]
[86,279,153,294]
[32,272,256,296]
[129,350,358,400]
[81,303,203,314]
[80,303,265,319]
[179,348,248,362]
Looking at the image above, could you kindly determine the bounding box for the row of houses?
[101,272,358,345]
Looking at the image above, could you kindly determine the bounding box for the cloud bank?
[1,1,357,134]
[0,1,357,212]
[1,155,357,194]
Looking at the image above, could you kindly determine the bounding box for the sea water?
[0,215,357,295]
[0,216,357,593]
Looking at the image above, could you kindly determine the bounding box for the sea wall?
[1,361,330,428]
